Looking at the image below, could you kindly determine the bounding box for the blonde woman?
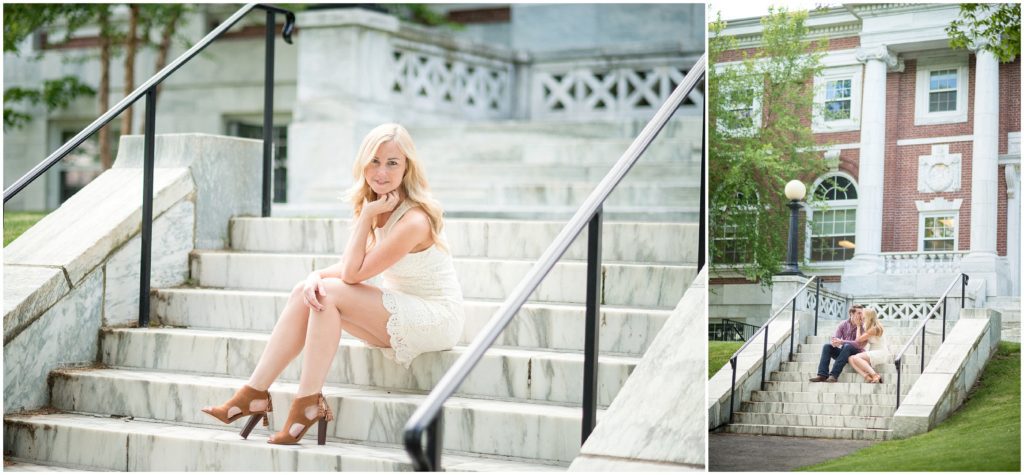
[847,308,890,383]
[201,123,465,445]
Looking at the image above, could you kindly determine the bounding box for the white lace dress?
[362,201,465,368]
[862,332,892,365]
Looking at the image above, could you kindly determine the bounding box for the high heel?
[267,392,334,445]
[201,385,273,439]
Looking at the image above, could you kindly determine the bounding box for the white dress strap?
[380,200,414,236]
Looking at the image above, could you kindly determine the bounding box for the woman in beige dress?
[848,308,891,383]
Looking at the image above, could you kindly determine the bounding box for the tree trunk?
[99,14,112,170]
[121,4,138,136]
[153,7,183,103]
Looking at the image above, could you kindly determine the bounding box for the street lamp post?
[780,179,806,275]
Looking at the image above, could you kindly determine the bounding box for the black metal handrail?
[709,318,759,341]
[401,54,707,471]
[3,3,295,328]
[893,273,968,408]
[726,276,819,424]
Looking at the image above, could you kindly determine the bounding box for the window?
[915,197,962,252]
[824,79,852,120]
[813,66,862,132]
[806,175,858,263]
[227,120,289,203]
[716,221,750,265]
[914,58,968,125]
[922,215,956,251]
[928,69,957,112]
[712,191,759,266]
[720,86,761,136]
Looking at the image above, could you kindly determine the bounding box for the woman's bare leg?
[847,354,871,380]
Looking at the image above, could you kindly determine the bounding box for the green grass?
[801,341,1021,472]
[4,211,48,246]
[709,341,744,378]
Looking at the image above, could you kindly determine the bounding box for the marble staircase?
[722,322,944,441]
[275,117,703,221]
[4,216,698,471]
[987,296,1020,342]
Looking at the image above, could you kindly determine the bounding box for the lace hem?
[367,289,411,368]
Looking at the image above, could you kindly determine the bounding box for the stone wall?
[3,134,260,413]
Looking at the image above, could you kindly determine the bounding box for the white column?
[962,46,1004,297]
[845,45,899,280]
[1005,163,1020,296]
[967,48,1000,256]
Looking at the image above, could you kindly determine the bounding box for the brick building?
[711,4,1020,326]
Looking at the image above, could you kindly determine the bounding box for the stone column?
[1005,162,1020,296]
[962,46,1004,296]
[842,45,899,292]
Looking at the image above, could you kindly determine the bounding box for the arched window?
[806,174,858,262]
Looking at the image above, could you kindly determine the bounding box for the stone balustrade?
[882,251,967,275]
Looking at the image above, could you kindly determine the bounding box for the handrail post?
[262,9,276,217]
[761,322,769,390]
[895,358,902,408]
[920,326,926,373]
[582,207,602,444]
[788,298,796,361]
[426,412,443,471]
[961,273,968,309]
[813,279,820,336]
[942,296,947,342]
[138,88,157,328]
[728,357,737,424]
[697,98,706,271]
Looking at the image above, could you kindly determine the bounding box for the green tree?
[947,3,1021,63]
[3,5,97,130]
[708,8,829,284]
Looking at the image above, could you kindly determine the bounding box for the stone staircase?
[987,296,1020,342]
[4,213,697,468]
[722,322,944,441]
[274,117,703,222]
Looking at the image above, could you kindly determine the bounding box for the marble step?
[739,401,896,418]
[2,459,93,472]
[803,335,945,347]
[425,161,700,183]
[230,217,698,264]
[439,204,698,222]
[761,378,918,395]
[405,117,701,143]
[1002,322,1020,343]
[189,251,694,308]
[731,412,892,430]
[3,413,567,471]
[795,342,938,354]
[779,361,920,375]
[153,288,671,356]
[100,327,636,406]
[46,368,596,463]
[770,371,902,383]
[414,138,697,165]
[748,390,897,406]
[723,423,891,441]
[430,182,698,207]
[791,350,930,363]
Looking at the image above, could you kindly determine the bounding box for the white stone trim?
[917,144,962,193]
[1009,132,1021,156]
[915,197,963,212]
[896,135,974,147]
[810,142,862,151]
[812,65,863,133]
[914,56,969,126]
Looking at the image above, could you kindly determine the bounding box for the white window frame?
[915,197,963,252]
[719,87,762,137]
[914,57,969,126]
[813,65,862,133]
[804,172,858,266]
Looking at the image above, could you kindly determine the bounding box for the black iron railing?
[3,3,295,328]
[400,54,707,471]
[725,276,819,424]
[709,318,759,341]
[893,273,968,408]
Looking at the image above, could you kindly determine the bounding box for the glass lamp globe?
[784,180,806,201]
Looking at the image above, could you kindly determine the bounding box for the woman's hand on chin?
[363,191,400,217]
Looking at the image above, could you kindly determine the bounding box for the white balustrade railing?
[802,284,851,321]
[531,53,701,120]
[882,251,966,275]
[390,37,515,120]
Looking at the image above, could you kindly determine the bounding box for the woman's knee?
[318,278,351,306]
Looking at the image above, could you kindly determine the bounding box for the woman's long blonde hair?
[343,123,449,253]
[861,308,884,337]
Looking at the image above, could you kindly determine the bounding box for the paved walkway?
[709,432,877,471]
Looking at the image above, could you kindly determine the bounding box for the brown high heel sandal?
[868,373,883,384]
[201,385,273,439]
[267,392,334,445]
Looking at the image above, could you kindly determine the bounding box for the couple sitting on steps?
[811,304,892,384]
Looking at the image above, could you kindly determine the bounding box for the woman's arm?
[341,207,430,284]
